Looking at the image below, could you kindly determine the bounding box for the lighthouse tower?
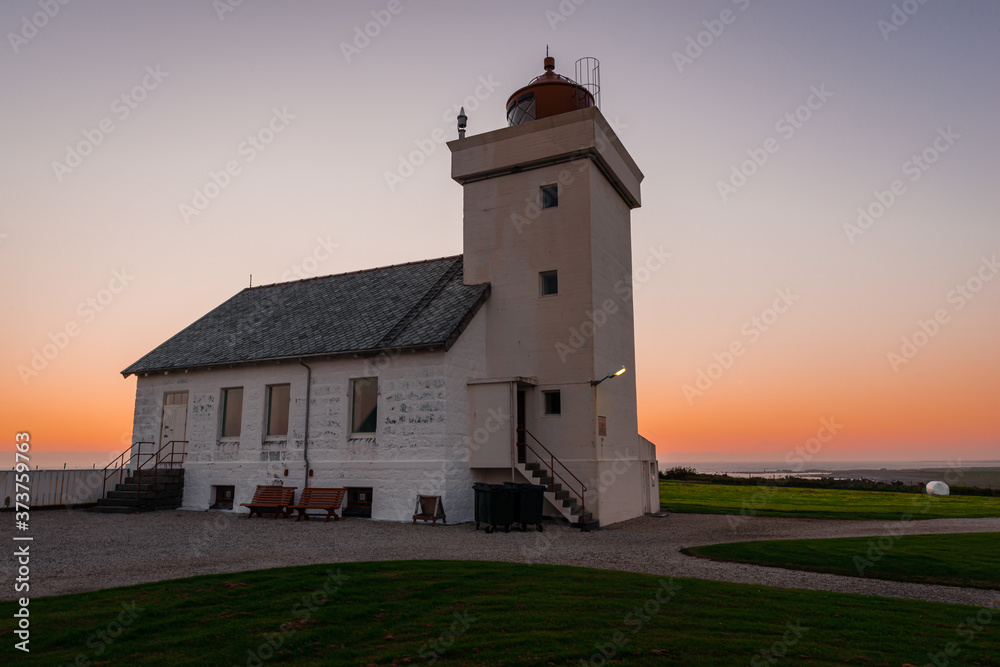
[449,55,654,526]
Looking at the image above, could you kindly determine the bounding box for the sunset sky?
[2,0,998,468]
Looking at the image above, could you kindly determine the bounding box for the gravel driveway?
[10,508,999,607]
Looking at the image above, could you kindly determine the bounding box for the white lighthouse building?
[120,55,657,527]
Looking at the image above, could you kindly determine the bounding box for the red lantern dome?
[505,55,598,126]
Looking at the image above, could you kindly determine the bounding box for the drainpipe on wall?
[593,382,599,520]
[510,380,516,483]
[299,358,312,489]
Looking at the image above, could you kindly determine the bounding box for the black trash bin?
[472,483,515,533]
[472,482,491,530]
[504,482,546,532]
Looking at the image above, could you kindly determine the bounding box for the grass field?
[3,561,999,666]
[660,480,1000,520]
[684,532,1000,590]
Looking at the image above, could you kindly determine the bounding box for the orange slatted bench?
[240,485,297,519]
[288,487,347,522]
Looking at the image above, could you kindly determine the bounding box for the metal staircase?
[90,440,187,514]
[515,429,597,530]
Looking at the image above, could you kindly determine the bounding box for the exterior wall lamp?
[591,365,627,386]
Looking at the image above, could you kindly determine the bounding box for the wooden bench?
[288,487,347,522]
[240,485,296,519]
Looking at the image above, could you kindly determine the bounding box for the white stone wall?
[129,309,487,522]
[590,160,644,526]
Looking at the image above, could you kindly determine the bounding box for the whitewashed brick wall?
[130,310,487,522]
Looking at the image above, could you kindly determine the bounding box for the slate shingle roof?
[121,255,489,376]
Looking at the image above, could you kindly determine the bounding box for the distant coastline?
[20,453,1000,490]
[675,461,1000,489]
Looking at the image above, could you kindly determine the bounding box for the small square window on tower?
[540,270,558,296]
[540,184,558,209]
[543,390,562,416]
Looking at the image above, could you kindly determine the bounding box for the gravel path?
[9,508,999,607]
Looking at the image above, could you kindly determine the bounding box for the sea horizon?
[15,451,1000,473]
[670,460,1000,475]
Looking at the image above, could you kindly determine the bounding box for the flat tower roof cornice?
[448,106,643,209]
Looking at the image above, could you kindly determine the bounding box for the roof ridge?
[120,254,490,378]
[243,254,463,291]
[376,255,465,349]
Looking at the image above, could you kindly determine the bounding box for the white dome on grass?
[925,481,950,496]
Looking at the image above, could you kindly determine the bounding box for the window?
[540,184,558,209]
[506,92,536,126]
[344,487,373,518]
[540,270,558,296]
[543,390,562,416]
[164,391,187,406]
[266,384,290,436]
[351,377,378,434]
[220,388,243,438]
[211,485,234,510]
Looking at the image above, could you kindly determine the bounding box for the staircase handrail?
[134,440,187,500]
[516,428,587,521]
[101,441,153,498]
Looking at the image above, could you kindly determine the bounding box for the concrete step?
[98,494,181,507]
[114,482,182,493]
[107,490,182,501]
[122,477,182,487]
[123,480,183,489]
[93,504,179,513]
[126,471,184,483]
[93,465,185,515]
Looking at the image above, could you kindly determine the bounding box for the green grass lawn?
[660,480,1000,520]
[684,532,1000,590]
[3,561,999,666]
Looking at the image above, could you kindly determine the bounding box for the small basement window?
[211,485,234,510]
[540,271,558,296]
[344,487,373,518]
[540,184,559,209]
[543,390,562,416]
